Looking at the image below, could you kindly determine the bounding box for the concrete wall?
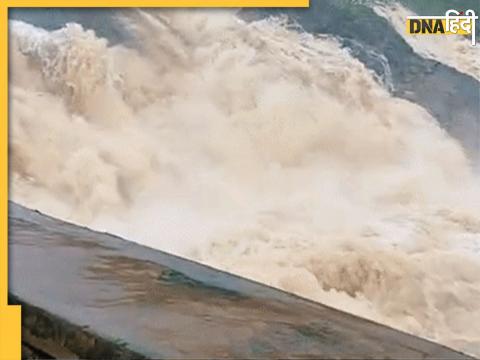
[8,203,474,359]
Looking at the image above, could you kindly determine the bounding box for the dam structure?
[8,203,475,359]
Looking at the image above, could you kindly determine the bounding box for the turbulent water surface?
[9,3,480,356]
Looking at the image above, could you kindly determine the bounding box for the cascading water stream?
[9,9,480,356]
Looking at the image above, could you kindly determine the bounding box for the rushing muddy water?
[9,3,480,356]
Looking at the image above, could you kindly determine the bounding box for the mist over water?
[9,8,480,356]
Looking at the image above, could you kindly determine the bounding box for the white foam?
[373,3,480,81]
[9,10,480,356]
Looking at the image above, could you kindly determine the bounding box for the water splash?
[9,10,480,356]
[372,2,480,81]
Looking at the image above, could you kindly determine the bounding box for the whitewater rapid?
[9,9,480,356]
[372,2,480,81]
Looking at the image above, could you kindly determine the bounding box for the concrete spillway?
[8,202,474,359]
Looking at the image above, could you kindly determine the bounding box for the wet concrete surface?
[9,202,475,359]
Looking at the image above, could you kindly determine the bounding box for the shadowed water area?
[247,0,480,164]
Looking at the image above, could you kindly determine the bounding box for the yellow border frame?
[0,1,308,359]
[0,5,20,359]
